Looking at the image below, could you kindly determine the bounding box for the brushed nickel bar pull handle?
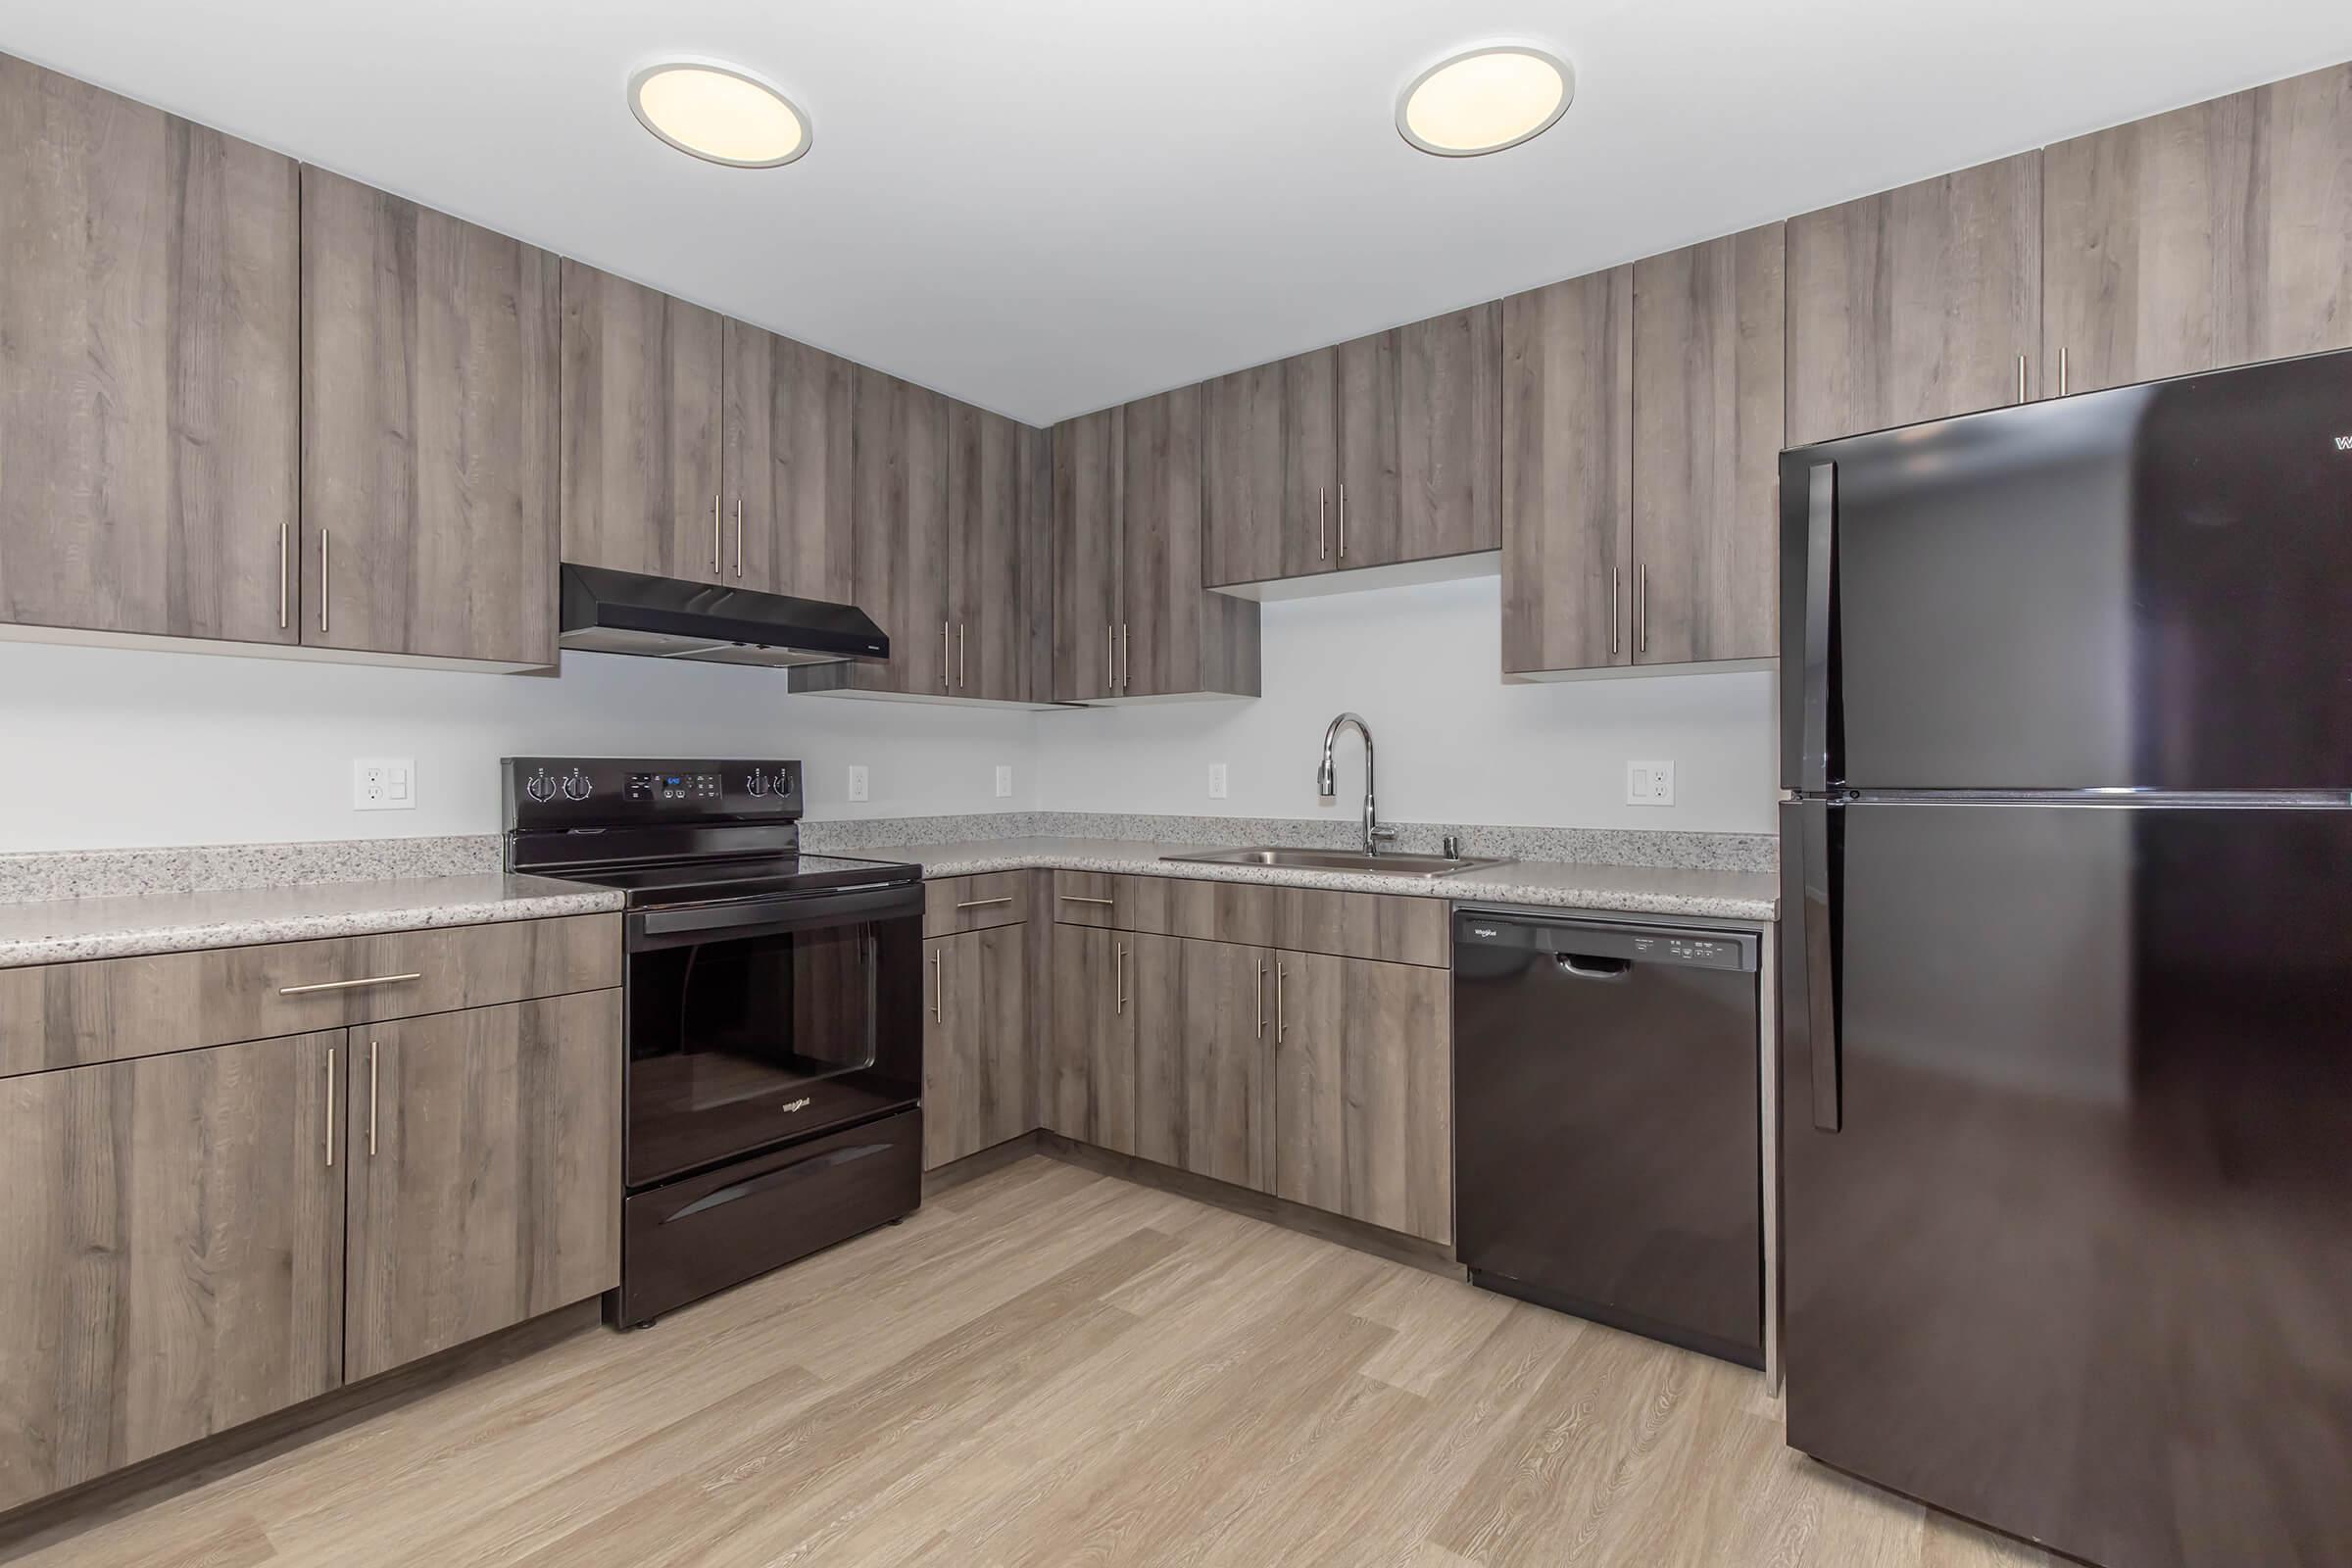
[1119,623,1130,693]
[959,622,967,689]
[1255,958,1265,1039]
[942,621,951,689]
[712,493,722,574]
[318,529,329,633]
[1611,566,1621,655]
[368,1039,378,1157]
[2059,347,2069,397]
[325,1045,336,1168]
[930,951,943,1022]
[955,897,1014,910]
[733,498,743,578]
[1062,894,1115,906]
[1276,961,1288,1042]
[1104,625,1112,693]
[1639,564,1649,655]
[1338,483,1348,560]
[1318,486,1328,560]
[1114,942,1126,1015]
[2017,354,2028,404]
[278,523,289,630]
[277,971,423,997]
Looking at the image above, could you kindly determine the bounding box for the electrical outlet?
[1207,762,1228,800]
[354,758,416,811]
[995,764,1013,799]
[847,764,869,804]
[1626,760,1676,808]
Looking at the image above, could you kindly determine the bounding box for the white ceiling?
[11,2,2352,425]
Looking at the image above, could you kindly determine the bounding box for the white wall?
[0,642,1039,852]
[1034,576,1779,835]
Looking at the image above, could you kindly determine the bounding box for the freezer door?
[1781,801,2352,1568]
[1780,348,2352,791]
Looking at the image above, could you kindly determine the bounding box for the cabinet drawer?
[0,912,621,1078]
[1273,887,1449,968]
[1051,870,1132,927]
[923,872,1031,937]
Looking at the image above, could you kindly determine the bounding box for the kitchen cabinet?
[922,925,1032,1169]
[2043,62,2352,397]
[0,53,298,649]
[0,1030,345,1512]
[301,168,561,666]
[1501,265,1634,674]
[1201,307,1498,588]
[947,403,1034,701]
[1630,224,1785,665]
[1134,936,1272,1193]
[1273,954,1452,1245]
[343,991,620,1382]
[1043,924,1136,1154]
[560,261,725,581]
[1786,151,2043,444]
[721,321,856,601]
[833,368,953,697]
[1053,407,1124,701]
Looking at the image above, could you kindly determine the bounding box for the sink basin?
[1159,846,1514,879]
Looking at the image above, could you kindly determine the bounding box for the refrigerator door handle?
[1800,463,1838,796]
[1800,798,1843,1133]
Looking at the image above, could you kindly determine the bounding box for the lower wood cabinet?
[1043,924,1136,1155]
[0,1030,345,1512]
[1135,937,1271,1194]
[343,991,621,1382]
[1273,954,1453,1245]
[922,925,1032,1169]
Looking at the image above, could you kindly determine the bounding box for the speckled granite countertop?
[864,838,1779,922]
[0,874,624,969]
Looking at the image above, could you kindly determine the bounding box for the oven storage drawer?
[616,1109,921,1325]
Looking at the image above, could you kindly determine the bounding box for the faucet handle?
[1370,823,1400,844]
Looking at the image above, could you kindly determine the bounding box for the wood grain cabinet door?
[1052,407,1124,701]
[0,53,298,646]
[1273,954,1452,1245]
[846,367,953,696]
[1136,937,1272,1193]
[1201,362,1289,588]
[343,992,620,1383]
[1631,225,1785,666]
[0,1031,344,1510]
[1044,924,1136,1153]
[923,926,1032,1169]
[720,321,854,602]
[2043,62,2352,397]
[559,261,723,581]
[1337,305,1500,572]
[948,403,1030,701]
[1501,265,1634,675]
[301,167,560,665]
[1281,346,1344,577]
[1118,384,1206,699]
[1786,151,2042,444]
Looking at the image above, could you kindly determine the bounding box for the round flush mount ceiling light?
[629,61,809,168]
[1396,45,1573,157]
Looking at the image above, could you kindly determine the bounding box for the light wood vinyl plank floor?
[6,1155,2048,1567]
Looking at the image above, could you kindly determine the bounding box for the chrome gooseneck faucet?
[1317,711,1399,857]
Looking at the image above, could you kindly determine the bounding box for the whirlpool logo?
[780,1097,812,1114]
[2337,435,2352,452]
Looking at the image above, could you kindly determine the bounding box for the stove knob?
[523,769,557,805]
[561,767,594,802]
[745,771,769,797]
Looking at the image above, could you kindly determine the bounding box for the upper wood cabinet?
[2044,62,2352,397]
[559,261,725,581]
[301,168,560,666]
[0,1030,344,1512]
[947,403,1037,702]
[841,368,953,696]
[1786,151,2043,445]
[1201,307,1498,588]
[721,322,856,601]
[1631,224,1785,665]
[343,991,620,1383]
[1502,265,1634,674]
[1053,407,1124,701]
[0,53,298,648]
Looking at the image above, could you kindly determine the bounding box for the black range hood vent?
[558,564,888,668]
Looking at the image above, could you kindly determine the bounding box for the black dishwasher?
[1453,908,1763,1367]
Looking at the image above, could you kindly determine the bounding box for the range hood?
[558,564,888,668]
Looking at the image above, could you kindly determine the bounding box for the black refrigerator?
[1778,349,2352,1568]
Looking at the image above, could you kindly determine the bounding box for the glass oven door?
[623,880,923,1187]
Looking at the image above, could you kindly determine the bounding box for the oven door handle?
[627,881,922,950]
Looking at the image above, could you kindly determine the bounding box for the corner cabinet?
[0,52,299,650]
[301,167,561,666]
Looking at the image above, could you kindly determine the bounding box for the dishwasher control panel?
[1455,910,1758,972]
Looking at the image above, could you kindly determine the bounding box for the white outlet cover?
[1207,762,1229,800]
[354,757,416,811]
[847,764,870,803]
[995,764,1013,798]
[1626,760,1676,807]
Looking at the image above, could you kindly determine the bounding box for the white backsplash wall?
[0,641,1041,853]
[1034,575,1780,835]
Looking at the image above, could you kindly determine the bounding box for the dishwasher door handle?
[1554,954,1632,981]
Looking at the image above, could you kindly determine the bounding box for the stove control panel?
[504,758,801,827]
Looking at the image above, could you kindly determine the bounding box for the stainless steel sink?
[1159,846,1514,879]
